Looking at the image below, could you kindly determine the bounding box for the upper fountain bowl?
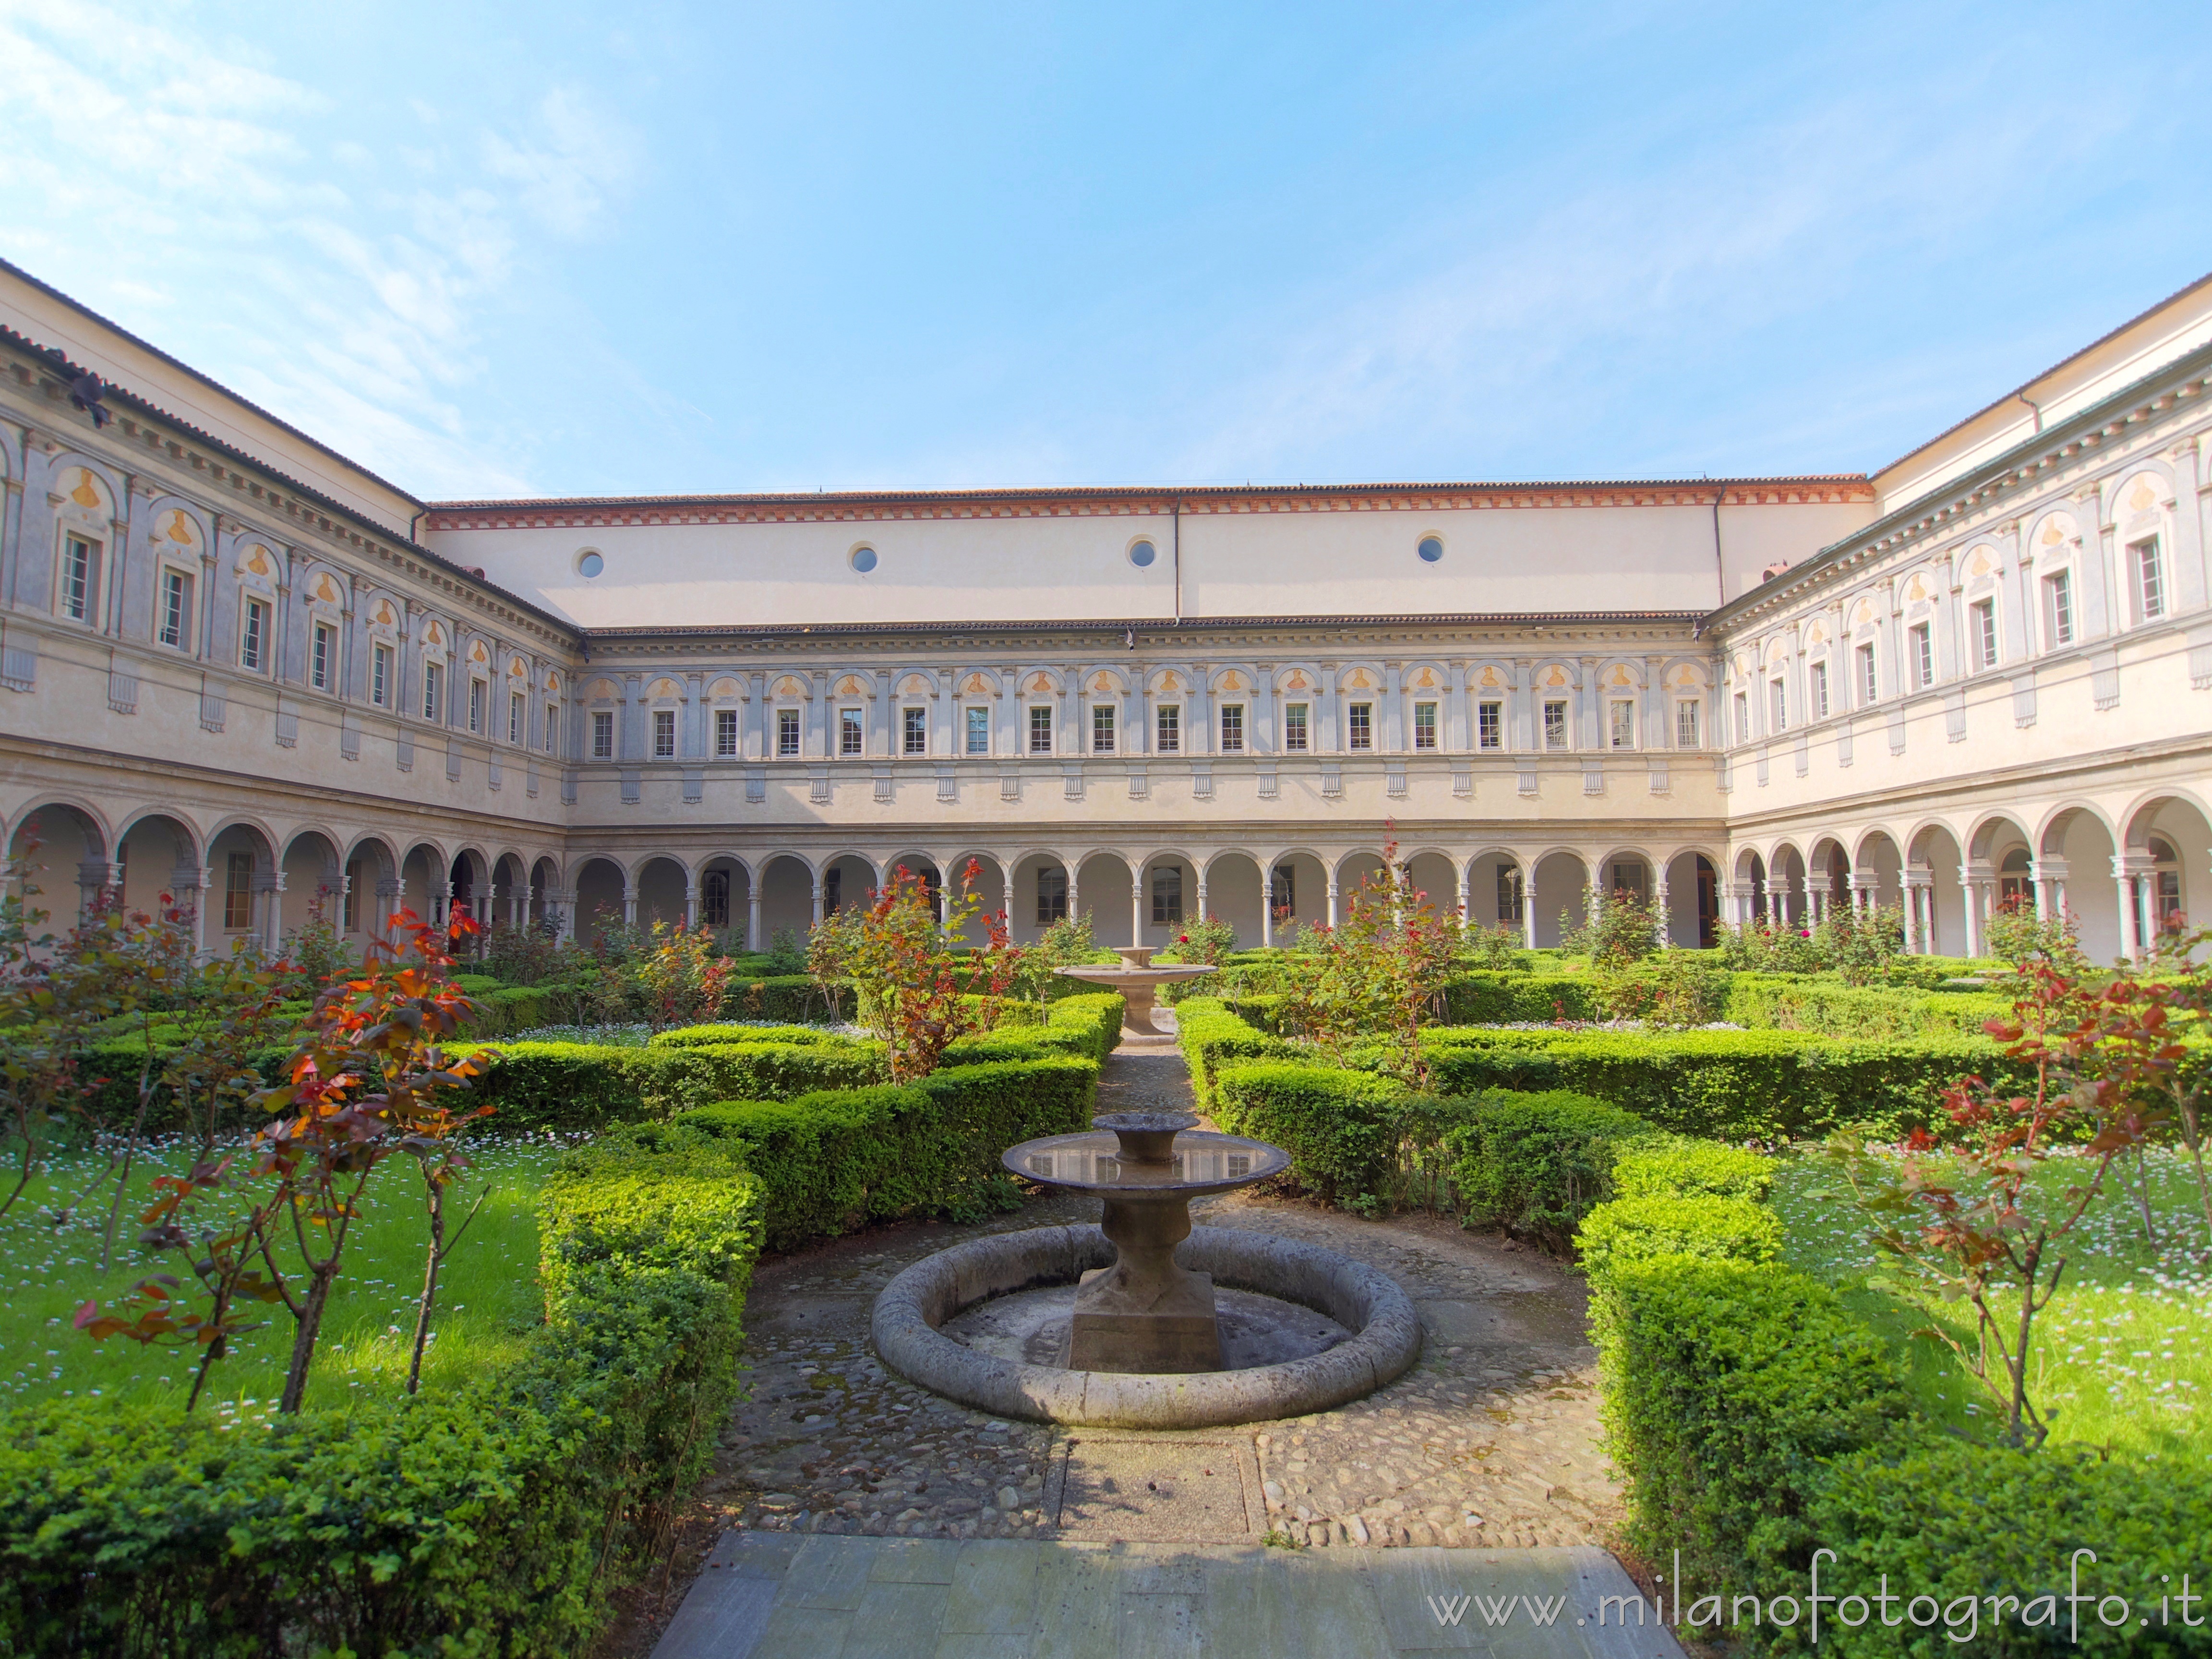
[1055,946,1216,1045]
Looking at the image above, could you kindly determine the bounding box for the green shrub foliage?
[1588,1256,1910,1594]
[1574,1192,1783,1276]
[1610,1139,1775,1203]
[1207,1060,1413,1205]
[0,1124,765,1656]
[1442,1091,1653,1250]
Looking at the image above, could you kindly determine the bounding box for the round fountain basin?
[1003,1128,1290,1198]
[869,1224,1423,1428]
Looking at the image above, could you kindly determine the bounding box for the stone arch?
[2038,805,2121,962]
[279,827,346,941]
[2122,792,2212,944]
[1134,849,1200,941]
[206,818,281,946]
[1662,849,1721,947]
[115,812,202,922]
[1198,849,1265,947]
[1528,848,1592,947]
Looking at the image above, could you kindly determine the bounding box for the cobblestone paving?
[700,1040,1615,1556]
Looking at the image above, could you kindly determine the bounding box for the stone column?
[75,857,118,927]
[1326,874,1341,930]
[1654,878,1671,949]
[683,874,699,930]
[1194,871,1208,925]
[252,867,285,957]
[172,861,209,958]
[747,879,763,952]
[2114,855,2149,960]
[622,878,638,930]
[1067,862,1082,929]
[2032,857,2069,926]
[1260,866,1274,947]
[1903,869,1933,952]
[811,870,826,927]
[1521,868,1539,950]
[1958,863,1985,959]
[1132,878,1145,945]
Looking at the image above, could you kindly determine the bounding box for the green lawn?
[1772,1147,2212,1467]
[0,1133,571,1419]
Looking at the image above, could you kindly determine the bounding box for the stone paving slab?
[654,1534,1687,1659]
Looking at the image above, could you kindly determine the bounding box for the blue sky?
[2,0,2208,501]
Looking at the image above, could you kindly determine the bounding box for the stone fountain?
[871,1112,1422,1428]
[1053,945,1216,1046]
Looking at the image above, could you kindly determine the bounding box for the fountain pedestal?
[1006,1110,1290,1374]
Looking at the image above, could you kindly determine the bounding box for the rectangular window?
[2044,570,2074,648]
[703,871,730,929]
[1283,702,1309,751]
[1768,678,1787,732]
[242,600,269,673]
[372,644,392,708]
[469,678,486,733]
[2135,537,2164,621]
[1151,865,1183,926]
[1347,702,1373,750]
[1269,863,1295,917]
[1413,701,1438,750]
[311,623,333,691]
[1219,703,1244,752]
[1856,642,1877,705]
[1543,699,1568,750]
[159,570,189,649]
[965,705,990,755]
[1155,703,1180,753]
[1810,661,1829,720]
[1035,864,1068,927]
[1733,690,1750,744]
[777,708,801,757]
[343,863,361,933]
[1911,622,1933,688]
[545,704,560,755]
[1478,700,1502,749]
[60,534,95,621]
[653,708,676,759]
[903,705,928,755]
[1028,703,1054,754]
[1675,699,1700,749]
[1092,703,1116,753]
[592,709,614,759]
[509,690,524,745]
[1972,599,1997,670]
[1495,863,1524,925]
[422,661,442,721]
[224,851,253,931]
[715,707,738,757]
[839,707,863,757]
[1608,699,1635,749]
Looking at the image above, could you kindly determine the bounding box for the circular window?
[1129,539,1157,568]
[1417,536,1444,564]
[850,545,878,574]
[576,550,604,578]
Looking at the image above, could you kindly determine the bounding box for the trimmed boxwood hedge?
[0,1122,765,1656]
[1722,974,2011,1040]
[1611,1139,1774,1203]
[1175,997,1294,1109]
[1207,1060,1414,1205]
[677,1054,1100,1250]
[1575,1192,1783,1276]
[1442,1091,1654,1250]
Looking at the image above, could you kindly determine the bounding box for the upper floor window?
[653,708,676,759]
[903,705,928,755]
[159,569,191,649]
[1856,642,1876,706]
[965,705,990,755]
[1971,599,1997,671]
[242,599,270,673]
[1608,698,1635,749]
[1478,700,1503,749]
[1809,661,1828,720]
[468,677,487,734]
[1767,677,1786,732]
[777,707,801,757]
[1910,622,1934,688]
[547,704,561,755]
[1347,702,1373,750]
[2134,537,2165,622]
[591,709,614,759]
[372,644,392,708]
[311,623,334,692]
[1733,690,1750,744]
[1092,703,1116,753]
[60,534,97,622]
[1675,699,1699,749]
[422,660,442,721]
[1543,698,1569,750]
[1413,701,1438,751]
[2044,570,2074,648]
[509,690,525,745]
[839,707,864,757]
[1028,703,1053,754]
[1219,703,1244,753]
[715,707,738,757]
[1283,702,1309,751]
[1155,703,1180,753]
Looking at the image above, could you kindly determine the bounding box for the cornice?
[424,478,1872,532]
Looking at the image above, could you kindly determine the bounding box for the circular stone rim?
[870,1224,1421,1429]
[1001,1130,1290,1198]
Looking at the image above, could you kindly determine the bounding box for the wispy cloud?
[0,1,641,496]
